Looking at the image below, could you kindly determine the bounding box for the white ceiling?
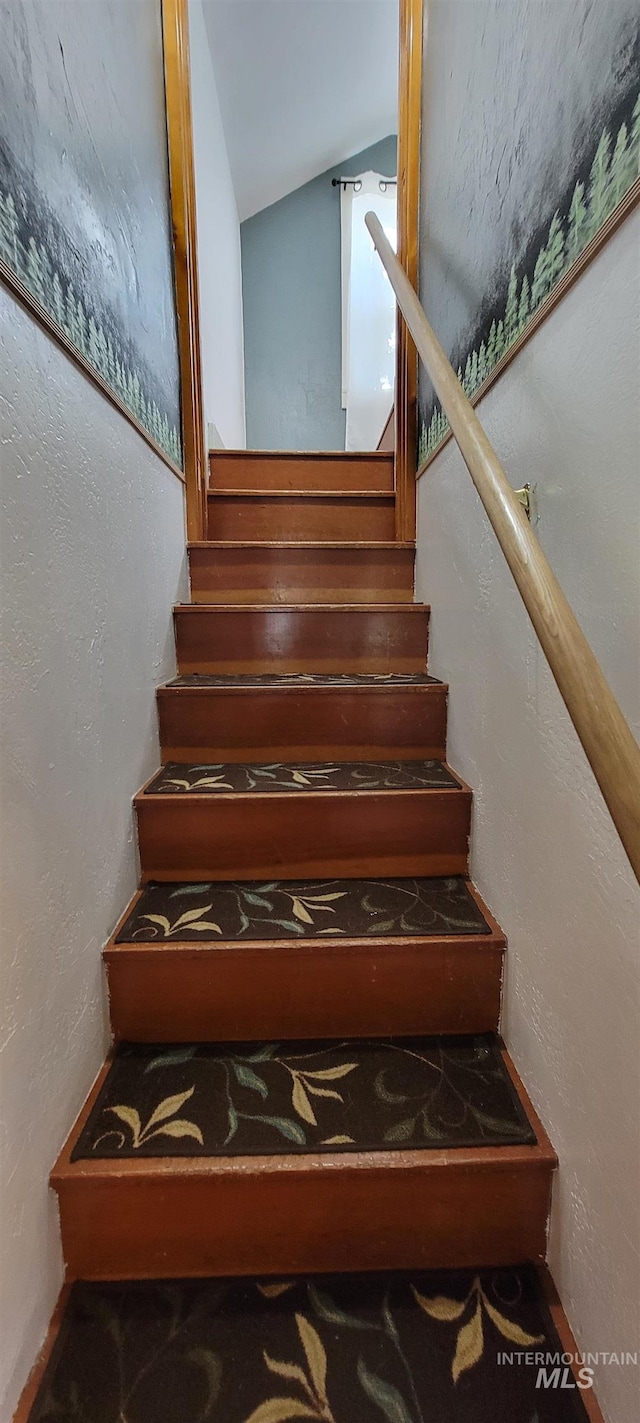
[201,0,399,221]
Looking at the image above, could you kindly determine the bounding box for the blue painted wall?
[241,135,397,451]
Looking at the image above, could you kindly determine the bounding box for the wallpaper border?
[0,256,186,484]
[416,175,640,481]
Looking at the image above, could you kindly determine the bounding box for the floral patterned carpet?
[27,1267,590,1422]
[144,760,459,795]
[71,1035,534,1160]
[116,876,492,944]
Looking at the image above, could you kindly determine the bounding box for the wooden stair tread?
[175,602,428,613]
[189,540,415,549]
[111,874,496,945]
[16,1264,603,1423]
[54,1140,554,1177]
[210,448,395,458]
[54,1037,553,1172]
[139,759,462,798]
[105,879,504,1044]
[208,488,395,499]
[163,671,441,688]
[51,1044,555,1277]
[134,762,470,881]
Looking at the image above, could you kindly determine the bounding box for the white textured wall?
[189,0,246,448]
[0,288,188,1418]
[415,215,640,1422]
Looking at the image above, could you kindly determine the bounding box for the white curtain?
[341,172,397,451]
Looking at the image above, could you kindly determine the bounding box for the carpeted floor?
[167,671,439,687]
[71,1034,534,1160]
[144,760,459,795]
[27,1266,591,1422]
[116,875,492,943]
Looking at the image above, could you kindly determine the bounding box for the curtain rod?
[331,177,397,192]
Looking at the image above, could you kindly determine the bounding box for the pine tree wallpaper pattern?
[0,182,181,465]
[418,93,640,467]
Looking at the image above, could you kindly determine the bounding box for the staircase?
[19,451,602,1421]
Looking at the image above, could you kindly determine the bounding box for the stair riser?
[174,607,429,675]
[207,495,395,542]
[209,452,394,492]
[135,790,471,880]
[157,686,448,763]
[55,1164,552,1279]
[106,939,504,1041]
[188,546,414,605]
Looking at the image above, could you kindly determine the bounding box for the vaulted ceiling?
[202,0,399,221]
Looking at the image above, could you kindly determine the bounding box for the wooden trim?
[377,406,395,452]
[12,1285,72,1423]
[366,211,640,882]
[394,0,423,539]
[416,178,640,478]
[161,0,207,539]
[537,1265,607,1423]
[0,258,185,484]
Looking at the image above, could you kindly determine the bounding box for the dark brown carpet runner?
[72,1035,535,1160]
[27,1266,591,1422]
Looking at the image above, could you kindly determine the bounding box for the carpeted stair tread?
[166,670,440,687]
[24,1265,591,1423]
[70,1033,535,1161]
[115,875,492,943]
[144,759,460,795]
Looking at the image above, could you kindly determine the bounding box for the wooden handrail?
[366,211,640,884]
[394,0,423,539]
[163,0,207,540]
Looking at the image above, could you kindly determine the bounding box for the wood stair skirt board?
[173,604,430,675]
[207,490,396,541]
[134,777,472,880]
[51,1047,555,1280]
[188,541,415,604]
[157,676,448,762]
[209,449,395,492]
[105,880,505,1041]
